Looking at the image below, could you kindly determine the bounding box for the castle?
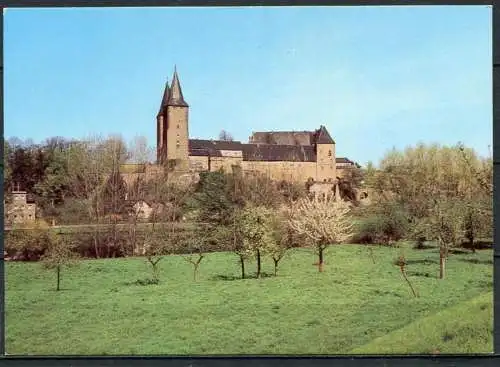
[157,68,357,180]
[124,68,357,188]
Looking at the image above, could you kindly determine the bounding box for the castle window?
[328,150,332,157]
[177,124,180,129]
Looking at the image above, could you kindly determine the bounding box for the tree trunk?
[239,255,246,279]
[152,264,159,282]
[273,258,279,276]
[193,264,199,281]
[368,246,376,264]
[256,249,261,278]
[318,246,324,273]
[401,267,418,297]
[439,246,446,279]
[56,265,61,291]
[93,231,100,259]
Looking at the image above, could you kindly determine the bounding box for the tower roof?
[157,80,170,116]
[167,67,189,107]
[315,125,335,144]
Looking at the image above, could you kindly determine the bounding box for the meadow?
[5,242,493,355]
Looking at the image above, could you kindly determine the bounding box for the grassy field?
[5,243,493,355]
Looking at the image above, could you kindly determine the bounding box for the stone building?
[4,191,37,227]
[157,68,358,181]
[123,68,358,189]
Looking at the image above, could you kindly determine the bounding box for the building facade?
[4,191,37,227]
[153,68,357,184]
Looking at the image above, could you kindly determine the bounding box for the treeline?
[5,135,493,277]
[4,135,153,224]
[354,143,492,278]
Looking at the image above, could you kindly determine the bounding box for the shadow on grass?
[210,272,275,281]
[448,249,471,255]
[459,258,493,265]
[372,289,403,297]
[407,271,433,278]
[123,278,160,286]
[406,259,437,265]
[413,244,436,250]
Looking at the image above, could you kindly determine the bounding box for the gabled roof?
[167,68,189,107]
[314,125,335,144]
[188,139,317,162]
[249,131,314,146]
[242,144,316,162]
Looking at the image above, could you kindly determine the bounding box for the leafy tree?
[355,202,409,245]
[193,171,234,225]
[236,205,275,278]
[288,197,354,272]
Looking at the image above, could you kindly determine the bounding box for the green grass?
[351,291,493,354]
[5,243,493,355]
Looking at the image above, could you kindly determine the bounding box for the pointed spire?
[168,67,189,107]
[157,79,170,116]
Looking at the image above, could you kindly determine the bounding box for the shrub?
[353,203,409,245]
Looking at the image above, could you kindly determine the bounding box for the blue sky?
[4,6,492,165]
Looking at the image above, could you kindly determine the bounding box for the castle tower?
[156,79,170,163]
[157,67,190,170]
[314,125,336,182]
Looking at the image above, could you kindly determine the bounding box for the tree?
[126,136,155,255]
[355,202,410,245]
[337,166,364,203]
[181,227,210,281]
[414,199,465,279]
[236,205,275,278]
[41,231,79,291]
[288,196,354,272]
[142,227,172,283]
[268,208,300,276]
[3,139,12,194]
[193,171,234,225]
[462,201,491,253]
[218,130,234,142]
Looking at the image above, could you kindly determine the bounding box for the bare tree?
[288,196,354,272]
[41,230,79,291]
[394,255,418,298]
[181,227,209,281]
[126,136,156,255]
[218,130,234,142]
[142,227,172,283]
